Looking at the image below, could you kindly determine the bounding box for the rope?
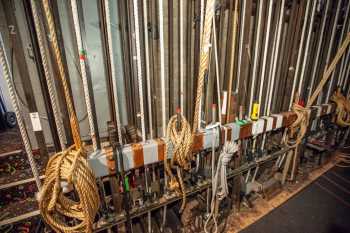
[38,146,99,233]
[284,103,310,148]
[331,90,350,127]
[0,33,42,189]
[164,114,193,212]
[70,0,98,150]
[163,0,215,214]
[192,0,215,133]
[204,141,238,233]
[30,0,66,150]
[284,33,350,149]
[39,1,100,232]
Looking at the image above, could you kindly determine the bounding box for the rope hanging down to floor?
[285,33,350,148]
[37,1,99,232]
[204,141,238,233]
[164,0,216,213]
[331,89,350,127]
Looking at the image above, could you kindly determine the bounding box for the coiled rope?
[285,33,350,148]
[331,90,350,127]
[284,103,310,148]
[204,141,238,233]
[164,0,215,213]
[38,1,100,232]
[164,114,193,212]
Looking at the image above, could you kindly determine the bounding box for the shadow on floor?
[240,166,350,233]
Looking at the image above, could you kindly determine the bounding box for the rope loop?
[331,90,350,127]
[284,103,310,148]
[164,114,193,212]
[39,146,100,233]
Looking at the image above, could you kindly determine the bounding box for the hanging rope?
[163,0,215,213]
[0,33,42,189]
[285,33,350,148]
[284,103,310,148]
[164,114,193,212]
[331,90,350,127]
[38,1,99,232]
[204,141,238,233]
[30,0,66,150]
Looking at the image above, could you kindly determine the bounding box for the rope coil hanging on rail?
[37,1,100,232]
[163,0,215,213]
[331,89,350,127]
[284,103,310,148]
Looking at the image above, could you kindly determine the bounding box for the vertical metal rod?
[132,0,146,140]
[339,19,350,88]
[328,0,350,100]
[226,0,239,123]
[248,0,263,117]
[258,0,273,114]
[212,17,222,124]
[158,0,168,229]
[70,0,101,150]
[29,0,66,150]
[307,0,330,103]
[159,0,166,137]
[0,33,41,189]
[236,0,246,93]
[337,1,350,87]
[318,0,341,104]
[297,0,317,98]
[104,0,123,144]
[289,0,311,108]
[180,0,185,114]
[23,0,61,151]
[132,1,152,231]
[267,0,286,115]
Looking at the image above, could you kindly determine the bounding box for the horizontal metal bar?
[88,103,335,176]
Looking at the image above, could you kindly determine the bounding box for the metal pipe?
[248,0,263,117]
[339,26,350,89]
[180,0,185,114]
[104,0,123,144]
[307,0,330,103]
[226,0,239,123]
[337,1,350,88]
[212,17,222,124]
[23,0,62,151]
[159,0,166,137]
[317,0,341,104]
[236,0,246,93]
[29,0,66,150]
[258,0,273,114]
[0,32,41,189]
[70,0,101,150]
[132,0,146,140]
[267,0,286,115]
[289,0,311,108]
[298,0,317,98]
[326,0,350,101]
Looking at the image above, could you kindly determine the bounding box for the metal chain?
[30,0,66,150]
[0,33,42,189]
